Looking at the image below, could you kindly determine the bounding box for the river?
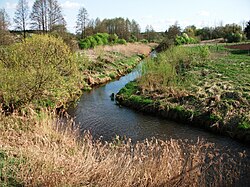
[70,62,250,185]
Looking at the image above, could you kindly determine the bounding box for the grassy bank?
[80,43,153,90]
[116,45,250,143]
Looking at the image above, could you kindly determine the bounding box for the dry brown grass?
[0,111,249,186]
[85,43,154,59]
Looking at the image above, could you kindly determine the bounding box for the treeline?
[82,17,141,41]
[1,0,250,49]
[166,23,248,43]
[156,22,250,51]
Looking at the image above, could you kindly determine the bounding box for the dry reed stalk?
[0,111,248,187]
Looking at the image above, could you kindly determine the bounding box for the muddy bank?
[116,82,250,144]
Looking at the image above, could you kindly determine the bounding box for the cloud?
[198,10,210,17]
[61,1,81,9]
[6,2,17,9]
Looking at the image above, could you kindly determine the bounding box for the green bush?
[129,34,137,43]
[0,35,81,110]
[117,39,127,44]
[78,33,128,49]
[108,34,119,44]
[79,38,91,49]
[88,36,97,48]
[96,33,109,45]
[175,33,198,45]
[94,35,104,46]
[140,39,148,44]
[225,32,242,43]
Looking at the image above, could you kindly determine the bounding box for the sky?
[1,0,250,33]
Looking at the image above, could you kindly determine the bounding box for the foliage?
[140,39,148,44]
[76,6,89,39]
[238,120,250,130]
[139,46,210,91]
[50,25,79,51]
[0,35,82,110]
[79,33,127,49]
[165,23,181,40]
[81,17,141,41]
[195,24,244,42]
[175,33,198,45]
[0,30,14,46]
[108,33,118,44]
[244,20,250,40]
[117,38,127,44]
[129,34,137,43]
[225,32,243,43]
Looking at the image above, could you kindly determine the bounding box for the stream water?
[70,62,250,184]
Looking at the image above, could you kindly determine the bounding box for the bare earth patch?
[224,43,250,50]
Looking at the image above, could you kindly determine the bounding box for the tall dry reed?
[0,110,248,186]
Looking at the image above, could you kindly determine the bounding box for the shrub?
[93,35,104,46]
[108,34,119,44]
[140,39,148,44]
[79,38,91,49]
[96,33,109,45]
[117,39,127,45]
[0,35,81,110]
[225,32,242,43]
[0,30,15,46]
[129,34,137,43]
[88,36,97,48]
[175,33,198,45]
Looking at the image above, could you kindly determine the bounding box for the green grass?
[118,81,138,96]
[0,150,24,187]
[238,121,250,130]
[117,44,250,139]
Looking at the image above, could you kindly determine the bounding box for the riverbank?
[1,110,249,186]
[1,37,249,186]
[80,43,155,90]
[116,45,250,143]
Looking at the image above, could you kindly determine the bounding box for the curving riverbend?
[70,62,250,184]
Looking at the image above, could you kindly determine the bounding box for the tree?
[130,19,141,40]
[85,19,95,36]
[244,20,250,40]
[165,22,181,39]
[145,25,157,42]
[76,7,89,39]
[184,25,196,38]
[14,0,29,39]
[30,0,66,33]
[0,8,13,45]
[223,24,243,42]
[0,8,10,30]
[196,27,212,40]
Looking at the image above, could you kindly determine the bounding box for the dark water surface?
[71,63,250,184]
